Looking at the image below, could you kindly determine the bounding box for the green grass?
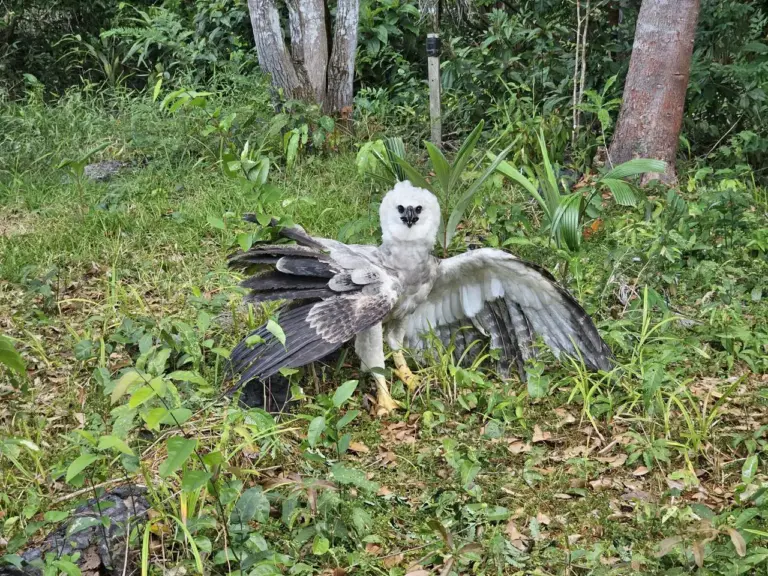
[1,88,767,575]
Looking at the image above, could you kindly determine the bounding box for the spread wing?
[402,248,613,378]
[226,224,398,390]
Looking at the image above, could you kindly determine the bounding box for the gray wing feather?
[403,248,612,379]
[226,222,398,390]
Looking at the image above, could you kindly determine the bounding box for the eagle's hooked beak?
[401,206,419,228]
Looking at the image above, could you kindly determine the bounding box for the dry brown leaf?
[536,512,551,525]
[553,493,572,499]
[554,408,576,427]
[365,543,382,556]
[568,534,581,545]
[597,453,627,468]
[632,466,650,476]
[382,553,404,568]
[562,445,589,459]
[692,541,705,568]
[609,453,627,468]
[655,536,683,558]
[505,520,525,541]
[508,441,532,454]
[590,478,613,491]
[377,486,393,497]
[726,527,746,557]
[81,546,101,571]
[405,571,431,576]
[532,425,552,443]
[349,441,370,453]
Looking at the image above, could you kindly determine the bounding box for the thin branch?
[571,0,582,147]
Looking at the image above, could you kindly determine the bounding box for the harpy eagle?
[227,181,613,414]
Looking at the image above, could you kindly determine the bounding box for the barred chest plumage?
[377,240,439,321]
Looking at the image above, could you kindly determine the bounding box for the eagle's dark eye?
[415,206,422,214]
[397,205,405,214]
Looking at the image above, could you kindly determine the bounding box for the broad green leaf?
[336,409,359,430]
[600,178,637,206]
[143,407,168,430]
[449,120,484,192]
[445,141,515,247]
[527,375,549,399]
[307,416,325,448]
[128,385,156,408]
[742,454,759,483]
[425,142,451,193]
[159,408,193,426]
[332,380,358,408]
[182,469,212,493]
[149,348,172,375]
[549,192,583,251]
[51,560,81,576]
[491,156,547,214]
[384,136,406,181]
[312,536,330,556]
[0,336,26,374]
[44,510,70,523]
[330,463,379,492]
[67,516,101,535]
[66,453,100,482]
[97,435,134,456]
[111,370,143,404]
[285,131,300,169]
[235,487,270,523]
[266,319,286,346]
[159,437,197,478]
[167,370,208,387]
[246,334,265,346]
[603,158,666,179]
[207,215,226,230]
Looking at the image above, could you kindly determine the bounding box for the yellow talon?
[374,376,400,416]
[393,350,419,391]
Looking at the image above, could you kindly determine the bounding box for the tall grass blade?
[425,141,451,193]
[445,141,515,247]
[448,120,484,192]
[491,156,548,216]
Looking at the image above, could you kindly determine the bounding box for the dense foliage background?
[1,1,767,575]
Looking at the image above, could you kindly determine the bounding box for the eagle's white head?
[379,180,441,247]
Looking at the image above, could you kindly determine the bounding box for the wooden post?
[426,33,441,147]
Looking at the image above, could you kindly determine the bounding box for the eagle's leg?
[392,350,419,392]
[373,373,399,415]
[355,325,399,416]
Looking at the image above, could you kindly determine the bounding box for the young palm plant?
[489,129,666,253]
[368,121,515,256]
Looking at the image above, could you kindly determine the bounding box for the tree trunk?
[608,0,700,184]
[248,0,310,101]
[248,0,358,114]
[324,0,359,114]
[286,0,329,105]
